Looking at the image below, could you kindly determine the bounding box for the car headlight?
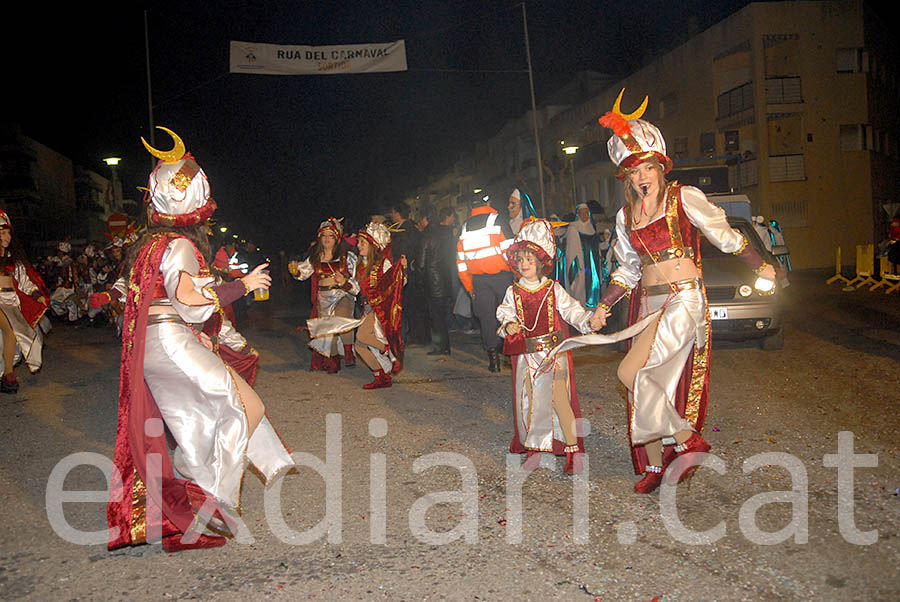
[738,284,753,297]
[754,276,776,295]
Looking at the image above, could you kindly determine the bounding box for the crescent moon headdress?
[142,127,216,226]
[0,209,11,231]
[598,88,672,180]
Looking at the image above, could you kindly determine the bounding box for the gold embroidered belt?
[643,277,703,297]
[640,245,694,266]
[147,314,188,326]
[525,330,563,353]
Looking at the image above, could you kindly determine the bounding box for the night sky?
[3,0,764,252]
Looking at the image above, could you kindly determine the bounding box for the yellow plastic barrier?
[825,246,850,285]
[846,244,877,288]
[870,255,900,294]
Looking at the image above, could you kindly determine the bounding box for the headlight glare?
[754,277,775,294]
[738,284,753,297]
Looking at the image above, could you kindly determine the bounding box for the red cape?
[356,256,404,359]
[13,262,50,328]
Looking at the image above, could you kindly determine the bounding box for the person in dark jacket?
[419,206,457,355]
[390,205,428,346]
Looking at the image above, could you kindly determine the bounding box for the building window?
[765,77,802,104]
[700,132,716,155]
[673,136,689,158]
[769,154,806,182]
[836,48,868,73]
[659,92,678,118]
[840,124,874,151]
[717,82,753,118]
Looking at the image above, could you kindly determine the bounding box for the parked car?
[701,216,789,349]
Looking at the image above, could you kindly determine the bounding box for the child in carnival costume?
[290,217,358,373]
[307,221,405,389]
[495,218,602,475]
[0,210,51,393]
[106,127,294,553]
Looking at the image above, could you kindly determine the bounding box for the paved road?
[1,272,898,601]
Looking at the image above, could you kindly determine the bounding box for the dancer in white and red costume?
[591,91,776,492]
[106,128,294,552]
[290,217,358,373]
[0,210,50,393]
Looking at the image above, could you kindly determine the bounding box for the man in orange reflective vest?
[457,194,514,372]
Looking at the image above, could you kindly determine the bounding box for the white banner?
[230,40,407,75]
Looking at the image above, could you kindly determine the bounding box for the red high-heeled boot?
[343,344,356,368]
[184,482,239,536]
[634,465,664,494]
[363,369,392,390]
[669,433,712,484]
[162,533,227,552]
[324,354,340,374]
[1,372,18,394]
[563,450,583,475]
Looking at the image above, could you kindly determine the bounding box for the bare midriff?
[640,256,701,288]
[0,275,13,289]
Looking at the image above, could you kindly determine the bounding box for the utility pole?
[144,10,155,166]
[522,3,546,217]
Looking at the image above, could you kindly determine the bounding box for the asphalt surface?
[1,271,898,601]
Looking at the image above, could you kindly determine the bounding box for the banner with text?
[230,40,407,75]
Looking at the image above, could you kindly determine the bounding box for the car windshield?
[700,219,767,258]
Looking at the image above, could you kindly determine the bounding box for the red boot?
[670,433,712,484]
[184,482,239,536]
[324,355,341,374]
[343,344,356,368]
[523,450,541,470]
[1,372,18,394]
[390,359,403,375]
[563,450,583,475]
[363,369,392,390]
[310,351,325,372]
[634,465,664,494]
[162,533,227,552]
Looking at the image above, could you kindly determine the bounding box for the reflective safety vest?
[456,207,512,292]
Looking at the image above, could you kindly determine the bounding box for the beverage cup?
[253,269,270,301]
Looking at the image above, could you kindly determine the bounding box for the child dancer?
[496,218,602,474]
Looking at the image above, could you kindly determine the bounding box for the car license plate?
[710,307,728,320]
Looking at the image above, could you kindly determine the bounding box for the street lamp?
[561,142,579,207]
[103,157,123,210]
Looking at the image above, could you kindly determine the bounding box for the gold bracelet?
[597,302,611,312]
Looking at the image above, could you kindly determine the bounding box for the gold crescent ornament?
[141,126,186,164]
[612,88,648,121]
